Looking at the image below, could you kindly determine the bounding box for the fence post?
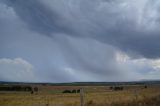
[80,88,85,106]
[134,89,138,101]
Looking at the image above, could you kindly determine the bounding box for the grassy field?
[0,85,160,106]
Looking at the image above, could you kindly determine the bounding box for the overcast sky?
[0,0,160,82]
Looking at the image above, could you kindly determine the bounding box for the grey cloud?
[53,35,140,81]
[2,0,160,58]
[0,58,36,82]
[0,0,73,36]
[0,0,160,82]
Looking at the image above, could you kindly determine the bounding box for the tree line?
[0,86,38,93]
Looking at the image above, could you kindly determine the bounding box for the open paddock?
[0,84,160,106]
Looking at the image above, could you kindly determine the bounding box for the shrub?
[110,86,113,90]
[113,86,123,91]
[77,89,80,93]
[62,90,72,93]
[144,85,147,89]
[72,90,76,93]
[34,87,38,92]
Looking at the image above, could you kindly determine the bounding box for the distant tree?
[114,86,123,91]
[31,90,34,94]
[0,86,33,92]
[77,89,80,93]
[12,86,22,91]
[62,90,71,93]
[72,90,77,93]
[144,85,147,89]
[34,87,38,94]
[110,86,113,90]
[0,87,10,91]
[34,87,38,92]
[24,86,32,91]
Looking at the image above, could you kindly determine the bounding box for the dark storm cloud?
[0,0,73,35]
[2,0,160,58]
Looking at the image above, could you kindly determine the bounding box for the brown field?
[0,85,160,106]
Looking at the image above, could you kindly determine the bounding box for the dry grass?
[0,85,160,106]
[85,94,160,106]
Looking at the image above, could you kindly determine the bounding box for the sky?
[0,0,160,82]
